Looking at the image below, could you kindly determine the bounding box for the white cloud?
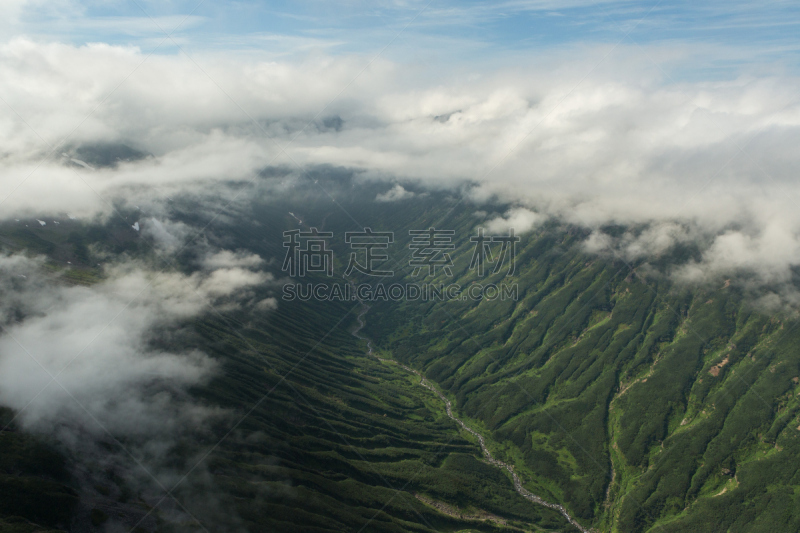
[674,220,800,285]
[0,250,276,524]
[0,252,270,437]
[201,249,265,270]
[376,184,415,202]
[621,223,694,260]
[1,39,800,289]
[141,217,189,253]
[255,297,278,311]
[584,222,697,260]
[583,230,613,254]
[198,267,270,298]
[484,208,544,234]
[0,258,199,436]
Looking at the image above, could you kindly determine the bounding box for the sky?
[2,1,800,289]
[2,0,800,514]
[8,0,800,73]
[1,1,799,255]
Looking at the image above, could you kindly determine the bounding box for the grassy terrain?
[0,181,577,532]
[364,218,800,532]
[2,171,800,531]
[178,294,576,532]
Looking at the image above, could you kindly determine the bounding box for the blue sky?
[11,0,800,75]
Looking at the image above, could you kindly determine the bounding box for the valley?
[1,181,800,532]
[354,303,592,532]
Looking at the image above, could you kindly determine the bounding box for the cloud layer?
[2,39,800,289]
[0,251,268,438]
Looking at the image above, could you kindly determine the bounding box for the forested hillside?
[2,177,799,532]
[365,220,800,532]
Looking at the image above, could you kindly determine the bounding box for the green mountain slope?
[364,219,800,532]
[0,184,578,532]
[2,175,800,532]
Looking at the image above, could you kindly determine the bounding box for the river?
[352,303,591,533]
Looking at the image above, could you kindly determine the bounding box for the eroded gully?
[352,303,591,533]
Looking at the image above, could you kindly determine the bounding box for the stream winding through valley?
[352,303,591,533]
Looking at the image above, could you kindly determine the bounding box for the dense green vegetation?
[2,170,800,531]
[0,180,576,532]
[180,294,575,532]
[364,217,800,532]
